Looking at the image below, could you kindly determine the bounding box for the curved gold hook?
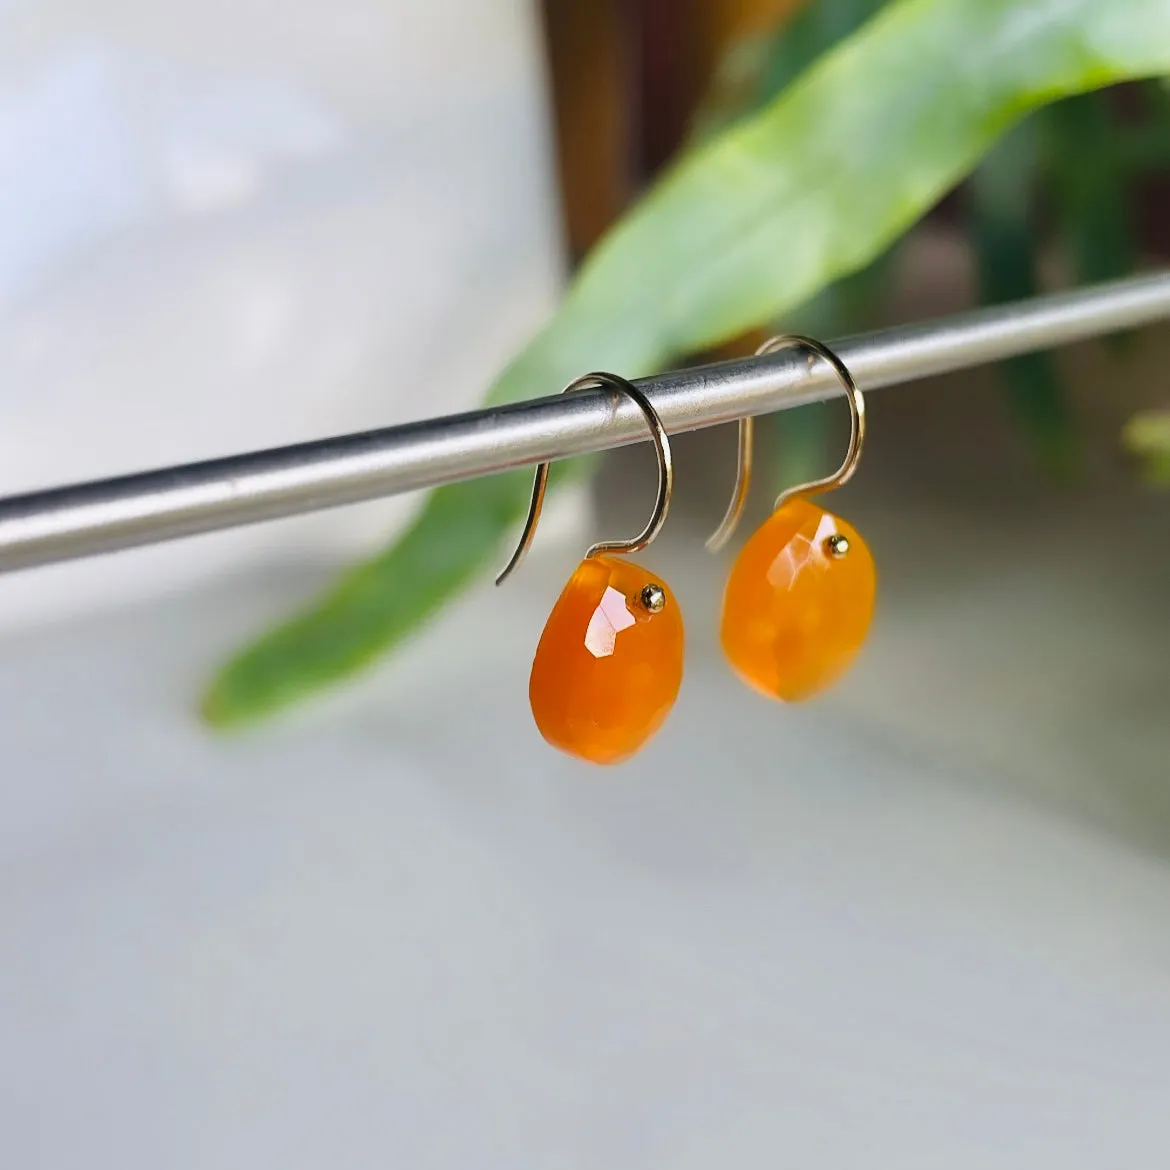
[706,334,865,552]
[495,372,674,586]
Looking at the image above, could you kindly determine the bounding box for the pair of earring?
[496,336,876,765]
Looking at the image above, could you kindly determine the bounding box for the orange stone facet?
[529,556,684,765]
[720,498,875,702]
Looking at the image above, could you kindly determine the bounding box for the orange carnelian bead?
[720,497,874,702]
[529,556,683,765]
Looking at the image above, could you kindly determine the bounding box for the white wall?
[0,0,565,627]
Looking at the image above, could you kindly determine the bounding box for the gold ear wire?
[706,334,866,553]
[495,372,674,586]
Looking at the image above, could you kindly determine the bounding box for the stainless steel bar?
[3,271,1170,573]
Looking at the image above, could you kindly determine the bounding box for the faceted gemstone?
[529,556,684,765]
[720,497,875,702]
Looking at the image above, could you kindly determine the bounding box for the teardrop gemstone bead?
[529,556,683,764]
[720,498,875,702]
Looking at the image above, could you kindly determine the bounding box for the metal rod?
[3,271,1170,574]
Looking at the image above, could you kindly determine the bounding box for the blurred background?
[3,1,1170,1166]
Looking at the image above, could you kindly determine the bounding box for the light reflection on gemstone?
[766,510,841,590]
[583,585,636,658]
[814,511,839,545]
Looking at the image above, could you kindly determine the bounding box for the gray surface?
[2,467,1170,1166]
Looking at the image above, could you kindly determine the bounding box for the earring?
[497,373,683,764]
[707,335,874,702]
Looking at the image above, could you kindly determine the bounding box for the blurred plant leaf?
[1125,77,1170,169]
[207,0,1170,725]
[1122,410,1170,485]
[1041,92,1137,292]
[694,0,890,141]
[970,119,1081,477]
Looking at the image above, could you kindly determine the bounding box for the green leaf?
[1125,76,1170,169]
[201,473,527,725]
[206,0,1170,725]
[1145,455,1170,486]
[970,118,1081,477]
[1042,92,1137,289]
[694,0,891,141]
[1122,410,1170,485]
[754,0,893,110]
